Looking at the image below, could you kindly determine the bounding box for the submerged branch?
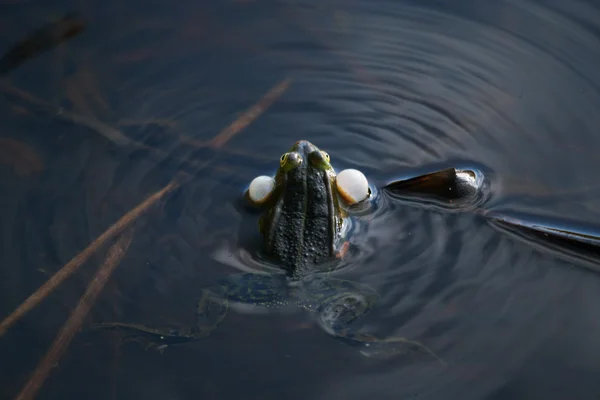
[208,78,292,148]
[0,76,291,336]
[13,231,134,400]
[0,13,84,76]
[0,179,179,337]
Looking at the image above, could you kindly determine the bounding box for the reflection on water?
[1,0,600,399]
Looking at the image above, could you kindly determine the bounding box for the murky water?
[1,0,600,399]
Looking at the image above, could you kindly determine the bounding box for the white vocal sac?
[248,175,275,203]
[336,169,369,204]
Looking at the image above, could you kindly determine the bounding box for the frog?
[92,140,445,363]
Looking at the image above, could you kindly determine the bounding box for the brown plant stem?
[13,231,134,400]
[0,180,179,337]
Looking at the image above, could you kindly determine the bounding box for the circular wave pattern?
[259,1,600,399]
[269,1,600,217]
[3,1,600,399]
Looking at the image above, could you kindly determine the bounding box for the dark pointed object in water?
[382,167,487,209]
[486,212,600,272]
[0,13,84,76]
[383,167,600,270]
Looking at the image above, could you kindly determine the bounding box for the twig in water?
[3,75,291,399]
[208,78,292,148]
[0,81,133,146]
[0,179,180,337]
[13,231,134,400]
[0,76,291,336]
[0,81,273,162]
[0,13,84,76]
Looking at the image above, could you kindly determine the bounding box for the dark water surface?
[1,0,600,399]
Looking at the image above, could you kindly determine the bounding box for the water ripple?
[263,1,600,397]
[3,0,600,399]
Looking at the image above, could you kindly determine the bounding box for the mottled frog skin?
[258,140,345,276]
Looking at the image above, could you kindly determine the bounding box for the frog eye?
[280,152,303,170]
[321,151,330,162]
[280,153,289,167]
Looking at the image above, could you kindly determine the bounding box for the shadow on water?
[1,0,600,399]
